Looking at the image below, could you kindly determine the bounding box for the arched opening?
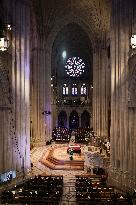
[81,110,90,128]
[69,111,79,130]
[58,111,67,128]
[51,22,93,130]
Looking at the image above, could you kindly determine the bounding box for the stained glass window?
[81,84,86,95]
[72,84,77,95]
[65,57,85,77]
[62,84,68,95]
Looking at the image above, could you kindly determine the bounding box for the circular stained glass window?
[65,57,85,77]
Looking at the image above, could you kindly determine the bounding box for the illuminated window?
[65,57,85,77]
[72,84,77,96]
[62,84,68,95]
[81,84,86,95]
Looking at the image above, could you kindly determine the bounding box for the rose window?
[65,57,85,77]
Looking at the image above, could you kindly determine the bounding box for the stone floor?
[30,143,107,205]
[0,143,108,205]
[31,147,85,204]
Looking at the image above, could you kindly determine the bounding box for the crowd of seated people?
[52,127,71,142]
[75,175,131,204]
[51,126,110,158]
[1,175,63,204]
[89,135,110,157]
[52,127,95,144]
[75,127,92,143]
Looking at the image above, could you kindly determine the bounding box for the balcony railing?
[56,99,92,107]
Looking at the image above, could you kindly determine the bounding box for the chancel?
[0,0,136,204]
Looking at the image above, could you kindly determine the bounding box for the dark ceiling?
[32,0,111,39]
[52,23,93,82]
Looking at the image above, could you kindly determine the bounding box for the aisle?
[61,175,76,205]
[69,131,75,145]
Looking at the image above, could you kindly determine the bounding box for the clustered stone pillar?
[0,54,12,173]
[0,0,31,174]
[108,0,136,191]
[51,79,57,130]
[93,44,110,139]
[30,8,52,145]
[12,0,31,173]
[30,46,48,145]
[30,45,52,145]
[0,70,11,172]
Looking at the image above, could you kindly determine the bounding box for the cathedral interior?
[0,0,136,204]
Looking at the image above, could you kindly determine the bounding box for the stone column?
[93,51,98,133]
[30,47,48,145]
[0,0,31,174]
[11,0,31,172]
[93,44,110,139]
[30,7,52,145]
[108,0,136,191]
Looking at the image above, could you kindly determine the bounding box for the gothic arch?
[58,110,67,128]
[69,110,79,130]
[45,12,94,134]
[46,12,95,52]
[81,110,90,128]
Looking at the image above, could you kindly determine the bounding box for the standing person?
[94,138,96,146]
[100,147,102,154]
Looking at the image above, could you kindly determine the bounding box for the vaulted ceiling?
[32,0,111,40]
[52,23,93,81]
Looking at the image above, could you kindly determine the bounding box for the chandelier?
[131,35,136,49]
[0,24,11,52]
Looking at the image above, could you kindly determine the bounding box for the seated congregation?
[1,174,133,205]
[52,127,92,143]
[1,175,63,204]
[76,175,132,205]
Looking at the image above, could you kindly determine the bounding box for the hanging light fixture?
[131,35,136,49]
[0,37,8,51]
[0,21,11,52]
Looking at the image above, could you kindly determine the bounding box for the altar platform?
[40,144,84,170]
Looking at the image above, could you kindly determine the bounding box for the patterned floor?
[31,143,86,175]
[0,143,108,204]
[30,143,106,204]
[39,144,84,170]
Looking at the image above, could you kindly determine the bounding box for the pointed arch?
[81,110,90,128]
[69,110,79,130]
[58,110,67,128]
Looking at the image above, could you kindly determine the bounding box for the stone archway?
[45,12,94,137]
[81,110,90,128]
[69,110,79,130]
[30,11,95,145]
[58,111,67,128]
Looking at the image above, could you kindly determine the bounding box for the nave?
[0,0,136,204]
[0,133,134,204]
